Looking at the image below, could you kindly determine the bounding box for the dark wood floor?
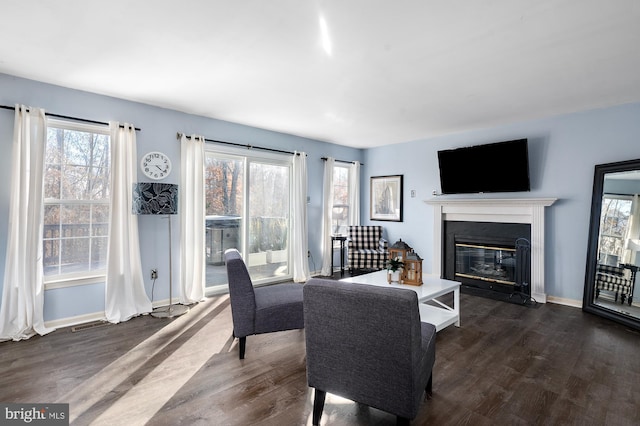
[1,288,640,425]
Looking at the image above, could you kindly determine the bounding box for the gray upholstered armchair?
[303,278,436,425]
[224,249,304,359]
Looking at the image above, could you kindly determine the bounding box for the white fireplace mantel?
[425,198,557,303]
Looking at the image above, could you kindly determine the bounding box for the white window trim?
[332,163,351,238]
[44,273,106,290]
[43,119,110,288]
[47,118,110,135]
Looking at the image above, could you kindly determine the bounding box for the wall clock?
[141,151,172,180]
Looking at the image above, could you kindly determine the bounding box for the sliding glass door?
[204,154,243,288]
[204,150,291,290]
[247,161,290,280]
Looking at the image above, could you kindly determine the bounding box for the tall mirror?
[583,159,640,330]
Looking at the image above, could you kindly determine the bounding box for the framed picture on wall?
[370,175,403,222]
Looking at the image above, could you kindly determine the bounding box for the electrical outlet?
[151,269,158,279]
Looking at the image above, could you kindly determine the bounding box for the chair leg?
[312,389,326,425]
[425,373,433,399]
[396,416,410,426]
[239,336,246,360]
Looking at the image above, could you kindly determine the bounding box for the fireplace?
[425,198,557,303]
[443,221,531,299]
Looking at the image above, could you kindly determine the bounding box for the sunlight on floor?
[58,296,231,425]
[303,390,370,425]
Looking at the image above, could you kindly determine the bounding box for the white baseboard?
[152,298,170,308]
[546,295,582,308]
[45,311,106,330]
[44,298,172,330]
[205,286,229,297]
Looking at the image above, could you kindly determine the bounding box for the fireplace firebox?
[444,221,531,300]
[455,243,517,285]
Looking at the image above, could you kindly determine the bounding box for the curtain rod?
[0,104,141,131]
[321,156,363,165]
[177,132,301,156]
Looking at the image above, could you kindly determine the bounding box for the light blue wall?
[0,73,362,322]
[363,102,640,301]
[3,71,640,323]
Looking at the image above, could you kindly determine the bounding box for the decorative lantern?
[389,239,423,285]
[403,252,423,286]
[389,239,412,264]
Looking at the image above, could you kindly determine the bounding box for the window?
[598,195,632,265]
[204,149,292,288]
[43,120,110,282]
[332,164,350,236]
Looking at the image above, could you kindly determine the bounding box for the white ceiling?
[1,1,639,148]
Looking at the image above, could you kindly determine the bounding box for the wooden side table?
[331,235,347,277]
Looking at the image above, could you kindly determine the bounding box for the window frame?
[331,163,351,239]
[598,193,633,265]
[203,145,294,290]
[43,119,111,289]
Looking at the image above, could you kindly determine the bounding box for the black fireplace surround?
[443,221,531,299]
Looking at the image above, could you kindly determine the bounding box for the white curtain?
[321,157,335,276]
[0,105,51,341]
[349,161,361,226]
[292,152,311,282]
[105,122,152,323]
[180,134,205,303]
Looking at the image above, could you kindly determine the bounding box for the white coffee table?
[341,270,460,332]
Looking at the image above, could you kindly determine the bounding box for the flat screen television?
[437,139,530,194]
